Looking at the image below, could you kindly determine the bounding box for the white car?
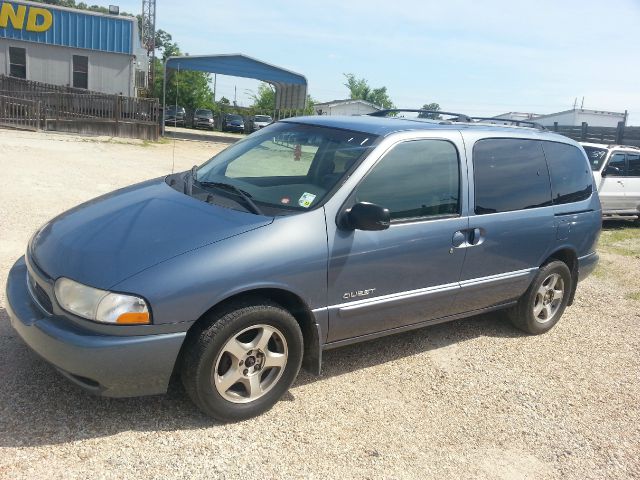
[250,115,273,132]
[581,142,640,218]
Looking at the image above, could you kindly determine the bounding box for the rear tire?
[181,300,303,422]
[507,260,572,334]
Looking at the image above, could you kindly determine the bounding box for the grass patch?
[598,221,640,257]
[626,291,640,302]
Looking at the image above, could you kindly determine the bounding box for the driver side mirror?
[342,202,391,231]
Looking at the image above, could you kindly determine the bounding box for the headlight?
[54,278,150,325]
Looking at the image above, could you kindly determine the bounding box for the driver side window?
[605,153,626,177]
[355,139,460,221]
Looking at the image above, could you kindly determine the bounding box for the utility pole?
[141,0,157,91]
[213,74,217,103]
[581,96,584,109]
[234,85,237,107]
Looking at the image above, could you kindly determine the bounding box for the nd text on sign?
[0,2,52,33]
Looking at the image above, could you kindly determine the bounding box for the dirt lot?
[0,129,639,480]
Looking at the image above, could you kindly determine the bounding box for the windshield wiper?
[197,181,263,215]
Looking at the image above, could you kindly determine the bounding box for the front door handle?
[469,227,485,246]
[452,230,467,248]
[452,228,485,249]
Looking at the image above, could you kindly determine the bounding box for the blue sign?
[0,1,133,55]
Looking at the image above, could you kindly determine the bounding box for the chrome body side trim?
[459,268,536,288]
[313,267,538,314]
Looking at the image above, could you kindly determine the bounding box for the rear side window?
[355,139,460,221]
[627,154,640,177]
[473,139,551,214]
[542,142,593,204]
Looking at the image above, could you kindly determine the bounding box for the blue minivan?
[6,112,601,421]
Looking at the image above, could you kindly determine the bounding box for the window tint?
[355,140,460,220]
[9,47,26,79]
[542,142,592,204]
[626,154,640,177]
[72,55,88,89]
[473,139,551,214]
[605,153,626,176]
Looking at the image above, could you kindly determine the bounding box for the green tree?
[418,103,441,119]
[343,73,394,109]
[147,31,215,111]
[249,83,275,113]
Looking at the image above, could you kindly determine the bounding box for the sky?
[114,0,640,123]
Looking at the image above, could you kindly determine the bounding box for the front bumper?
[5,257,186,397]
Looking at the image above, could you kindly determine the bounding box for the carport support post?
[616,121,625,144]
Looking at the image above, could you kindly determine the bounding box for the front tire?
[507,260,572,334]
[181,300,303,421]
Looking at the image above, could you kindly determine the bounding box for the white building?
[533,109,626,128]
[493,112,542,122]
[493,109,626,128]
[314,99,381,116]
[0,0,148,96]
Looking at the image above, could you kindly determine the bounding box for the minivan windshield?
[195,122,378,213]
[227,114,243,122]
[254,115,272,123]
[196,109,213,117]
[583,146,608,170]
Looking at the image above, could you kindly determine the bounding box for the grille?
[27,271,53,315]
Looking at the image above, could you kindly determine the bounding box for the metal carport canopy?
[164,54,308,110]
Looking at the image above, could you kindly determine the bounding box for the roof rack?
[471,117,546,131]
[369,109,545,130]
[369,109,472,122]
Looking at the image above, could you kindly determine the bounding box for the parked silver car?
[250,114,273,132]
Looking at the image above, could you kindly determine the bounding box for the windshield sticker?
[280,197,290,205]
[298,192,316,208]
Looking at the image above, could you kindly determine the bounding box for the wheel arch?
[178,287,323,377]
[543,247,579,306]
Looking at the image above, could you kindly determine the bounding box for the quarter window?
[9,47,26,79]
[354,139,460,221]
[542,141,592,204]
[626,154,640,177]
[72,55,89,89]
[473,139,551,214]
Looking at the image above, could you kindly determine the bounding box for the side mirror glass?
[344,202,391,231]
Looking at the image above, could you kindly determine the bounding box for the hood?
[30,179,273,289]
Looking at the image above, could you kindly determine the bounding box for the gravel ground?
[1,129,639,480]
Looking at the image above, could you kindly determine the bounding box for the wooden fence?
[0,75,159,140]
[0,95,40,131]
[552,121,640,147]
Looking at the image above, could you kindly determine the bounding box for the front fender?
[113,208,329,327]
